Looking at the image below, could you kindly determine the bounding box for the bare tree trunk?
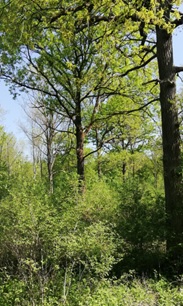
[74,90,85,193]
[156,21,183,258]
[122,139,126,180]
[74,103,85,193]
[32,136,37,179]
[76,122,85,191]
[47,138,54,194]
[96,129,102,178]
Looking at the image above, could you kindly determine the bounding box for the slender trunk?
[75,92,85,193]
[96,129,102,178]
[39,151,43,179]
[47,141,54,193]
[46,131,54,194]
[47,159,54,194]
[156,25,183,257]
[76,122,84,188]
[122,139,126,180]
[122,162,126,178]
[32,137,37,179]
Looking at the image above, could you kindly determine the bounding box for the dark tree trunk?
[76,124,84,180]
[95,129,102,178]
[75,92,85,193]
[122,162,126,178]
[122,139,126,180]
[156,24,183,257]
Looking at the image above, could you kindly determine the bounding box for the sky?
[0,19,183,152]
[0,81,28,148]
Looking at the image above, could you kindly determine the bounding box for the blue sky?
[0,81,26,141]
[173,25,183,67]
[0,24,183,147]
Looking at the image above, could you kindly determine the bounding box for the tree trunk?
[46,130,54,194]
[75,117,85,192]
[47,144,54,194]
[156,25,183,258]
[74,90,85,192]
[96,129,102,178]
[122,139,126,180]
[32,136,37,179]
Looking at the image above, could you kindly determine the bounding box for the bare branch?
[174,66,183,73]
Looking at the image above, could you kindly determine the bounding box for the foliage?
[0,0,183,304]
[73,278,183,306]
[0,169,119,304]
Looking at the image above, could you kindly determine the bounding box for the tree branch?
[90,98,159,124]
[119,54,157,78]
[173,66,183,73]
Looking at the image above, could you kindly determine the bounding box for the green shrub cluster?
[0,126,181,305]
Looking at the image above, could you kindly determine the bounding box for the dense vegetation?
[0,0,183,304]
[0,121,182,305]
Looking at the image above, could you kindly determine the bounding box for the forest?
[0,0,183,305]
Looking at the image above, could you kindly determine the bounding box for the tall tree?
[156,1,183,259]
[0,0,157,191]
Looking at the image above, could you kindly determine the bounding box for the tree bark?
[156,24,183,258]
[95,129,102,178]
[76,122,85,191]
[75,93,85,192]
[46,135,54,194]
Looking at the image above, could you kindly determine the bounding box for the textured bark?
[156,24,183,257]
